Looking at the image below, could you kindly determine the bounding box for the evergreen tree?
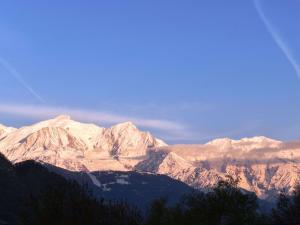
[272,185,300,225]
[145,175,263,225]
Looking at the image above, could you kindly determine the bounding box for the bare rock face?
[1,116,300,200]
[137,137,300,200]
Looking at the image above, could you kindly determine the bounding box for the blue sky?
[0,0,300,143]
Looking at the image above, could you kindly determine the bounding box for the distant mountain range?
[1,115,300,201]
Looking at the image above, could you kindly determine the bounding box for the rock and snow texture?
[0,124,16,139]
[0,115,166,171]
[140,138,300,199]
[1,116,300,200]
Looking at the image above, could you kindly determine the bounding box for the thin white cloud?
[0,58,45,102]
[162,121,261,143]
[0,103,185,132]
[254,0,300,78]
[0,103,264,143]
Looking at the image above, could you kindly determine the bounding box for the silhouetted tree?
[272,185,300,225]
[145,175,263,225]
[20,182,101,225]
[19,182,142,225]
[145,198,169,225]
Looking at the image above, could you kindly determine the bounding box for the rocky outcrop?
[137,138,300,199]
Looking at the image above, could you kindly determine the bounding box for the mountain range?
[1,115,300,201]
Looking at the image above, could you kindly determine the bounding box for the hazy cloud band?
[0,103,184,132]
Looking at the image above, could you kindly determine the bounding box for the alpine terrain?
[1,115,300,201]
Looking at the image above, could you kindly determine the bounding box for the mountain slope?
[1,117,300,200]
[45,163,193,209]
[0,124,16,140]
[0,153,85,224]
[0,115,166,171]
[139,138,300,199]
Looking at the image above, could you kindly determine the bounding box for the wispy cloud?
[254,0,300,78]
[0,58,45,102]
[0,103,185,132]
[0,103,264,143]
[162,120,261,143]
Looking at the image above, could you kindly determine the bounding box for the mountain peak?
[205,138,233,146]
[206,136,281,146]
[53,114,72,121]
[0,116,299,200]
[240,136,280,143]
[111,121,137,130]
[0,124,16,137]
[0,123,15,130]
[0,117,166,169]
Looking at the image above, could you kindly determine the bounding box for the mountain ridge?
[1,116,300,201]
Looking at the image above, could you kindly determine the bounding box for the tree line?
[1,152,300,225]
[19,175,300,225]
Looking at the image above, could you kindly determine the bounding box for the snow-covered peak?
[40,114,73,127]
[94,121,166,157]
[1,116,300,200]
[0,124,7,130]
[205,136,282,152]
[53,114,72,121]
[0,124,15,132]
[0,124,16,138]
[239,136,280,143]
[205,138,233,149]
[207,136,280,145]
[0,117,166,170]
[110,121,138,132]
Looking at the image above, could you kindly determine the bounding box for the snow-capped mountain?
[0,124,16,139]
[1,116,300,200]
[140,138,300,199]
[0,115,166,171]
